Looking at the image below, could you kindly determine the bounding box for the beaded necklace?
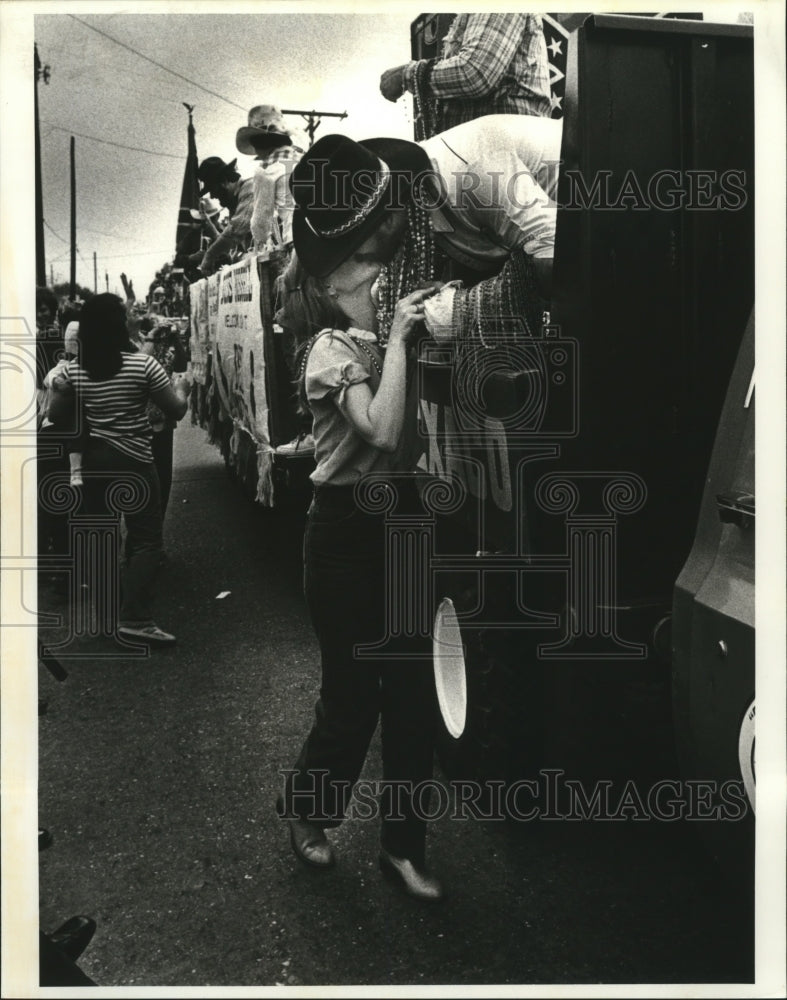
[348,335,383,378]
[375,202,438,345]
[297,330,383,384]
[450,249,545,397]
[453,247,540,348]
[413,60,440,142]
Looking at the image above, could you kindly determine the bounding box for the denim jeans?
[286,482,436,864]
[82,438,163,626]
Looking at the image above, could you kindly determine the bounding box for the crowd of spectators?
[36,281,190,635]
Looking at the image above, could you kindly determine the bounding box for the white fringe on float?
[228,421,274,507]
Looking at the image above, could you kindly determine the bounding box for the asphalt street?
[37,418,754,988]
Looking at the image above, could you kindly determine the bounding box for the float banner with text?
[188,278,210,385]
[213,258,274,504]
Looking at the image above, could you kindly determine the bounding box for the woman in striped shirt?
[62,294,191,645]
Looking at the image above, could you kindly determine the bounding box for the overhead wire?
[40,120,183,159]
[40,18,219,285]
[79,225,147,243]
[59,74,193,109]
[76,247,92,272]
[98,250,175,259]
[44,220,69,245]
[67,14,246,111]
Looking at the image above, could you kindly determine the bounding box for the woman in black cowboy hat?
[276,117,559,900]
[289,114,559,313]
[275,135,446,899]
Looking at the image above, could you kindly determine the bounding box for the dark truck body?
[672,309,755,880]
[420,15,754,850]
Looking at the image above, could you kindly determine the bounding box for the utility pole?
[281,108,348,147]
[50,263,54,287]
[69,136,76,301]
[35,44,51,287]
[105,272,109,293]
[93,252,97,293]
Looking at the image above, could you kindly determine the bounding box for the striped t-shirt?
[65,352,170,463]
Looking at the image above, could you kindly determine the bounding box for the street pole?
[69,136,76,301]
[34,45,50,287]
[50,263,54,287]
[93,252,97,293]
[281,108,347,147]
[105,272,109,293]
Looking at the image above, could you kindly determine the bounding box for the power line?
[62,74,192,109]
[76,247,92,272]
[41,120,183,159]
[98,250,174,259]
[44,220,69,245]
[68,14,245,112]
[79,225,146,242]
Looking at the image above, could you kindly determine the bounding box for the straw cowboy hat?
[189,196,223,221]
[235,105,293,156]
[289,132,431,278]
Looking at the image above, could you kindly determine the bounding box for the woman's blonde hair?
[275,253,352,415]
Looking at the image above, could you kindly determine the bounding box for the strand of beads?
[463,249,542,349]
[348,335,383,378]
[375,203,438,344]
[413,60,439,141]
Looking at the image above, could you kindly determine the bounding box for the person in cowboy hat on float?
[235,105,304,254]
[288,112,561,338]
[196,156,254,276]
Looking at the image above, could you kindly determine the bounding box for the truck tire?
[737,698,755,813]
[432,585,544,793]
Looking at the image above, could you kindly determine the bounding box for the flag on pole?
[542,14,589,118]
[175,103,201,261]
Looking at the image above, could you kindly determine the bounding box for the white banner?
[212,258,274,504]
[188,279,210,385]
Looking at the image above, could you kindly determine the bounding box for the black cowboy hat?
[197,156,239,196]
[290,133,432,278]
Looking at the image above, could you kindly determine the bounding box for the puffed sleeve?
[305,333,370,405]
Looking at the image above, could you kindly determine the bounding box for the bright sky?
[16,2,759,297]
[32,9,420,296]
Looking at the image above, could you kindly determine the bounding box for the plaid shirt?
[405,13,552,128]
